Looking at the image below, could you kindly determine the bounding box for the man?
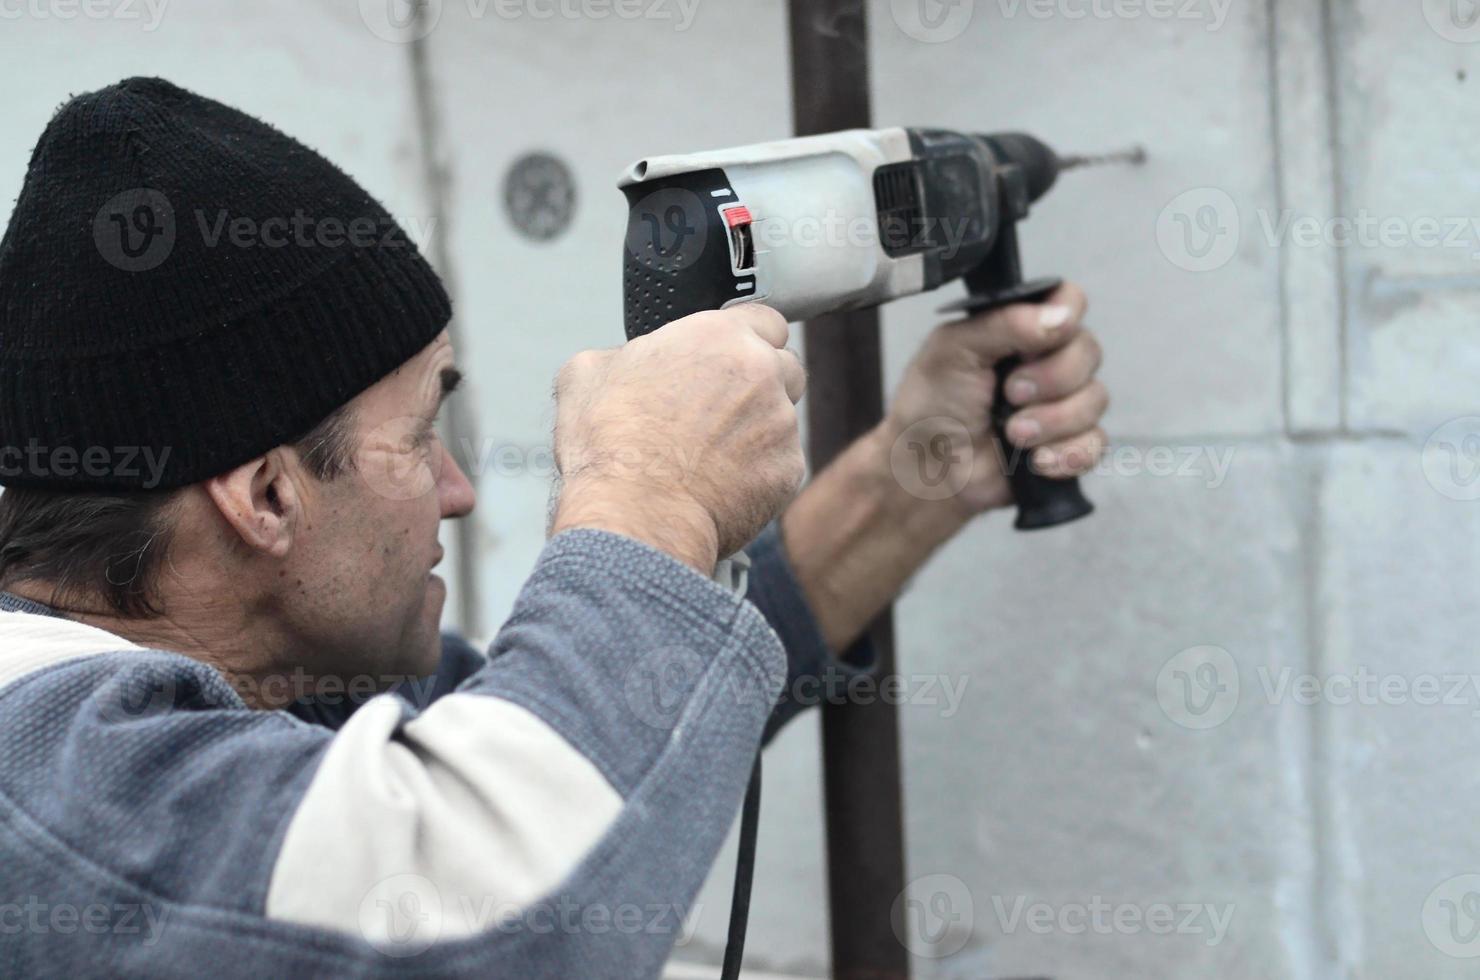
[0,78,1107,977]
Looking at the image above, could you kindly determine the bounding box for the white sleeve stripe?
[0,611,142,693]
[265,692,623,941]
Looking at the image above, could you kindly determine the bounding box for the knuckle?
[1092,380,1111,413]
[1007,305,1045,345]
[1082,330,1104,365]
[557,350,597,385]
[757,303,789,333]
[1063,281,1088,314]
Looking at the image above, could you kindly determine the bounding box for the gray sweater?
[0,523,873,978]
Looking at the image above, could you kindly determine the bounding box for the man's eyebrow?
[436,367,464,405]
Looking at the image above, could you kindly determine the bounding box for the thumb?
[947,281,1088,364]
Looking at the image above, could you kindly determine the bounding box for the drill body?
[619,127,1061,339]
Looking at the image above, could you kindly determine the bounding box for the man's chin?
[412,573,449,670]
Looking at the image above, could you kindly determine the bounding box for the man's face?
[286,329,475,681]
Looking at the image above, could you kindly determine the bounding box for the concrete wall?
[3,1,1478,976]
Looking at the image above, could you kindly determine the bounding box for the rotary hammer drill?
[619,126,1142,530]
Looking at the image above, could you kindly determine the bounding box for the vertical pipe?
[786,3,910,978]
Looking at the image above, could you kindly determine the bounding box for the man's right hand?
[549,305,807,574]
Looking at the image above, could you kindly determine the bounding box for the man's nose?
[439,443,477,518]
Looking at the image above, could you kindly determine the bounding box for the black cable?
[720,753,763,980]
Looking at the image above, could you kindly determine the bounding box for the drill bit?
[1058,145,1148,170]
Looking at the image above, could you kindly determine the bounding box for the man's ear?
[203,449,304,559]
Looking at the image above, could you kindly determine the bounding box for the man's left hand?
[880,281,1109,516]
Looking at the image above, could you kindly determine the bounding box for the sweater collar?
[0,590,62,618]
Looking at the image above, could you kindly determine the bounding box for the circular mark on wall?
[503,152,577,242]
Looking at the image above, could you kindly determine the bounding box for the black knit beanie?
[0,77,451,491]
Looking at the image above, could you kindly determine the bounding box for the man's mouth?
[431,549,446,577]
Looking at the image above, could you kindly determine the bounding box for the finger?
[947,280,1088,364]
[1003,380,1110,449]
[730,303,790,349]
[1030,427,1107,479]
[1002,331,1104,406]
[777,347,807,404]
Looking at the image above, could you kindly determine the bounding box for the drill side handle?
[938,229,1095,531]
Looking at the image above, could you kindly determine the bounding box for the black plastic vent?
[873,162,925,256]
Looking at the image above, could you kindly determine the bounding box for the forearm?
[780,422,973,653]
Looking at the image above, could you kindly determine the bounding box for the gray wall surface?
[3,1,1478,977]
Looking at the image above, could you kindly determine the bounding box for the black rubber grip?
[942,276,1094,531]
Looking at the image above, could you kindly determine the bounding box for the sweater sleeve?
[742,522,880,742]
[0,528,786,979]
